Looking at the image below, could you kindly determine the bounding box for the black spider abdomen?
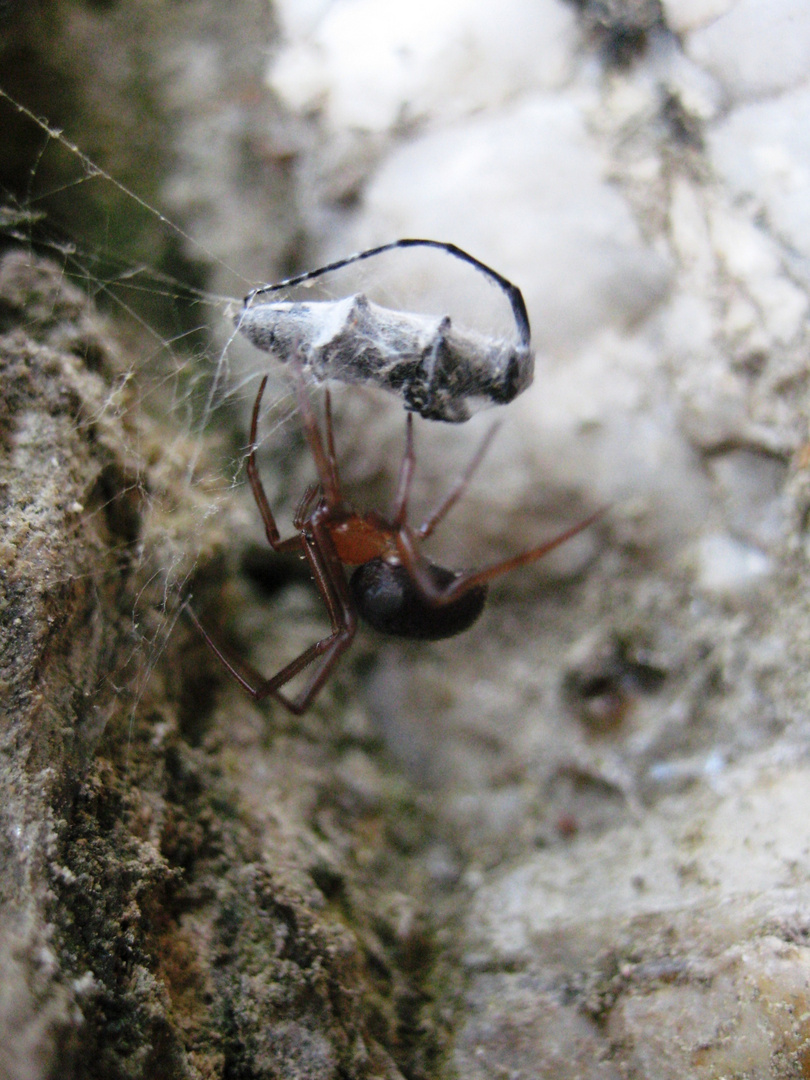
[349,558,487,640]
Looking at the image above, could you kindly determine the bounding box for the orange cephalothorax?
[327,512,396,565]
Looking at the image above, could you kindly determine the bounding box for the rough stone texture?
[0,254,447,1079]
[0,249,153,1079]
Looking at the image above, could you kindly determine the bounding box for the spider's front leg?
[187,518,357,714]
[187,375,357,713]
[246,375,309,554]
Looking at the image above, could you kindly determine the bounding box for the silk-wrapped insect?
[235,239,534,423]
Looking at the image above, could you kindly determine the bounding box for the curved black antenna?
[243,239,532,349]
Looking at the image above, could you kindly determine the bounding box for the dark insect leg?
[244,238,532,350]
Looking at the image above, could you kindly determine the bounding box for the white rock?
[331,94,671,356]
[511,329,716,546]
[708,205,809,343]
[668,177,716,285]
[707,448,788,547]
[268,0,577,132]
[274,0,331,40]
[468,758,810,959]
[695,532,773,595]
[708,85,810,264]
[687,0,810,103]
[661,0,735,35]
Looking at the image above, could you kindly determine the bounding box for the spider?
[187,373,603,714]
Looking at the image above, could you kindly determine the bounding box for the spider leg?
[323,389,340,481]
[416,421,501,540]
[292,483,321,528]
[186,518,357,715]
[396,507,607,606]
[391,414,416,528]
[288,365,344,509]
[247,375,305,553]
[190,374,357,712]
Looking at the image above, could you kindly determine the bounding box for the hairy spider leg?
[189,375,358,713]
